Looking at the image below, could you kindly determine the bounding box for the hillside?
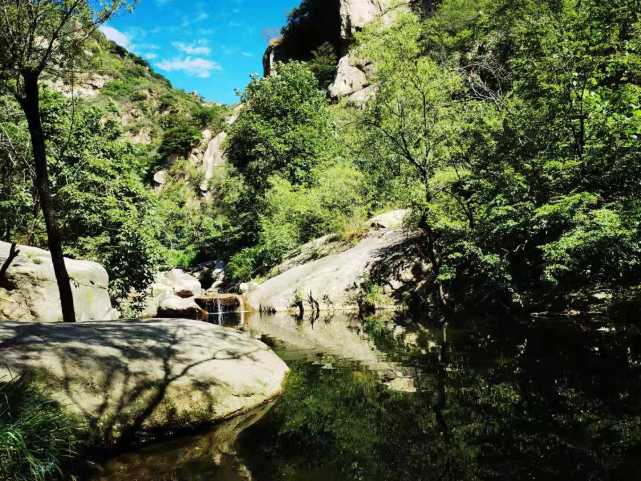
[2,0,640,319]
[0,30,233,314]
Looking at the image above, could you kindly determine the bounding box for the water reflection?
[89,312,641,481]
[89,403,273,481]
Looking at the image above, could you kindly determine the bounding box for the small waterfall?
[197,295,244,327]
[216,298,222,325]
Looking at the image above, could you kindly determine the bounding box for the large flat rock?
[0,241,116,322]
[0,320,289,445]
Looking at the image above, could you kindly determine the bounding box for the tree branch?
[0,242,20,284]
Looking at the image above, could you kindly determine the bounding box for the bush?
[193,103,227,130]
[0,378,81,481]
[157,119,202,160]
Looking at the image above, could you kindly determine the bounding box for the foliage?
[224,62,353,281]
[0,378,82,481]
[227,163,366,282]
[308,42,340,89]
[157,117,203,161]
[228,62,336,190]
[354,1,641,312]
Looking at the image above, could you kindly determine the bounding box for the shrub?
[157,119,202,160]
[0,378,81,481]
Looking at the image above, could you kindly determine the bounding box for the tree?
[227,61,336,191]
[358,13,469,310]
[0,0,132,322]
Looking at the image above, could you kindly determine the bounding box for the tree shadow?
[0,321,285,447]
[368,234,429,308]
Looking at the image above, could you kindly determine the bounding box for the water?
[88,312,641,481]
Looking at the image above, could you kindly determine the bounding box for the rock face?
[200,131,228,192]
[339,0,410,39]
[329,0,411,102]
[339,0,382,39]
[198,106,241,193]
[245,210,412,313]
[0,320,289,444]
[329,55,369,97]
[0,241,116,322]
[263,38,283,78]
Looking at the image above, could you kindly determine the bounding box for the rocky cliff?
[264,0,414,105]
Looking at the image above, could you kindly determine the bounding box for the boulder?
[246,210,411,313]
[143,269,203,319]
[154,269,202,299]
[0,241,116,322]
[0,320,289,444]
[190,260,227,293]
[153,169,168,186]
[329,55,370,99]
[345,84,378,107]
[369,209,408,229]
[157,295,206,320]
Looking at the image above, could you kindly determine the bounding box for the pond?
[88,311,641,481]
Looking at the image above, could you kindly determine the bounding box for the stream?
[88,311,641,481]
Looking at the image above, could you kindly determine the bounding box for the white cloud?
[172,41,210,56]
[99,26,131,49]
[143,52,158,60]
[156,57,221,78]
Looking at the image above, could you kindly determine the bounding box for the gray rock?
[329,55,370,99]
[345,84,378,107]
[158,269,202,299]
[200,131,228,192]
[339,0,411,40]
[240,282,260,295]
[153,169,168,186]
[143,269,203,319]
[157,295,206,320]
[0,320,289,444]
[0,241,116,323]
[246,210,411,312]
[339,0,382,39]
[330,1,412,102]
[190,260,227,293]
[263,38,282,77]
[369,209,408,229]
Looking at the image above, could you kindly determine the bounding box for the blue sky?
[100,0,301,104]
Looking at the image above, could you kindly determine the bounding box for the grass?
[0,377,82,481]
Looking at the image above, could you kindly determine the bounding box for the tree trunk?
[20,71,76,323]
